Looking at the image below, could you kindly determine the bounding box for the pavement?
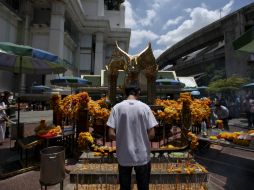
[16,110,53,123]
[0,111,253,190]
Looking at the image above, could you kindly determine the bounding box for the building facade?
[0,0,130,92]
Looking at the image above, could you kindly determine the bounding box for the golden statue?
[106,42,158,104]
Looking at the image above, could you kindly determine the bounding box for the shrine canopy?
[50,76,90,87]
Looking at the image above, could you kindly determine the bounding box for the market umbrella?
[197,86,208,90]
[181,87,198,92]
[156,78,185,87]
[242,82,254,89]
[191,90,200,96]
[0,42,66,136]
[31,85,52,93]
[0,42,66,74]
[50,76,90,88]
[233,26,254,53]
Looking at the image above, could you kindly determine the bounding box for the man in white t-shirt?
[107,85,158,190]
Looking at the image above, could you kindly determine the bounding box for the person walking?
[213,101,230,130]
[249,97,254,129]
[243,94,251,128]
[0,92,16,145]
[2,91,15,138]
[0,93,8,145]
[107,85,158,190]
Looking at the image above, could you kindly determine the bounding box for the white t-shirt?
[214,105,229,119]
[107,99,158,166]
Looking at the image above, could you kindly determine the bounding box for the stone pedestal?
[70,152,208,188]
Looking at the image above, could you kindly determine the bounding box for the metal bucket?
[40,146,65,185]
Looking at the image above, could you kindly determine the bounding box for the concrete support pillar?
[120,4,125,27]
[48,0,65,58]
[20,0,33,93]
[23,1,33,45]
[224,13,249,77]
[75,42,81,76]
[46,0,65,85]
[20,74,26,93]
[94,33,104,75]
[97,0,104,16]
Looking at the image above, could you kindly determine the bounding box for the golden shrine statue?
[106,42,158,104]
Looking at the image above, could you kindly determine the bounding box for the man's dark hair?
[125,85,140,97]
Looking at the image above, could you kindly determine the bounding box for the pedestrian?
[235,96,241,118]
[249,97,254,129]
[213,100,230,130]
[0,92,7,145]
[107,85,158,190]
[2,91,16,137]
[243,94,251,128]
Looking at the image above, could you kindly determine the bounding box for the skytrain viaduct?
[156,3,254,80]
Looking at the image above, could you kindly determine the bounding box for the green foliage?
[208,76,249,93]
[210,69,226,82]
[203,64,226,85]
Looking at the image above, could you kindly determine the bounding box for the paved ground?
[0,111,253,190]
[17,110,53,123]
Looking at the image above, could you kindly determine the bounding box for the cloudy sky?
[124,0,253,58]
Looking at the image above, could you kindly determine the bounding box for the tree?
[208,76,249,93]
[202,64,226,85]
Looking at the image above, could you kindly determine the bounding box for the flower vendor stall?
[50,92,111,147]
[50,91,213,153]
[152,93,211,149]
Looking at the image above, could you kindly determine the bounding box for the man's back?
[107,99,157,166]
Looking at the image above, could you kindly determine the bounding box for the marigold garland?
[154,99,181,125]
[187,132,199,149]
[78,132,94,150]
[88,98,111,123]
[61,92,90,119]
[51,94,62,113]
[61,95,75,118]
[154,94,211,125]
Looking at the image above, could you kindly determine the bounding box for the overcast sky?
[124,0,253,58]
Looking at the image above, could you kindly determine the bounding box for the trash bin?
[40,146,65,187]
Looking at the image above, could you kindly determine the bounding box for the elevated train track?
[157,3,254,80]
